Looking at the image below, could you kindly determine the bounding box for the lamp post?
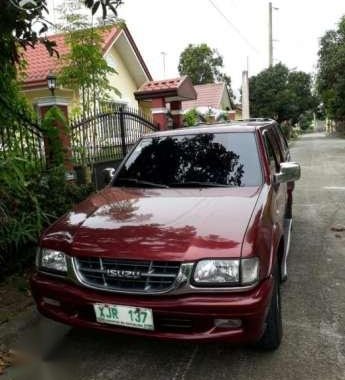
[47,73,57,96]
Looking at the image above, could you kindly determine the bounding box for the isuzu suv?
[31,120,300,350]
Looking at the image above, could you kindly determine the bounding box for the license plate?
[93,304,154,330]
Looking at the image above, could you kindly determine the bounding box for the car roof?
[145,120,277,138]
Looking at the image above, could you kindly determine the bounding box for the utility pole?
[268,2,278,67]
[161,52,167,77]
[242,70,250,120]
[268,2,273,67]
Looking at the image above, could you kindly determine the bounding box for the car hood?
[42,186,260,261]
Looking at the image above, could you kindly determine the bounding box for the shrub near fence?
[0,105,158,278]
[0,118,45,170]
[0,111,94,280]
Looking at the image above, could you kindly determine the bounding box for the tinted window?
[267,130,282,165]
[263,132,279,173]
[113,132,262,187]
[275,125,289,160]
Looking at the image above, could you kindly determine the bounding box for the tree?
[0,0,122,65]
[55,4,122,183]
[317,16,345,123]
[287,71,317,128]
[249,63,317,125]
[178,43,233,99]
[56,3,120,115]
[0,0,122,127]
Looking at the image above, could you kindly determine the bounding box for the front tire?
[257,265,283,350]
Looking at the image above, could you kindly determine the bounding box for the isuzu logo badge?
[106,269,141,279]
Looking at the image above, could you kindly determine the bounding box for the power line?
[207,0,260,54]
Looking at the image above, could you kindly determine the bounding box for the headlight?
[193,258,259,286]
[194,260,240,285]
[38,248,68,274]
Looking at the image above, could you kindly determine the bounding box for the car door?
[262,129,287,224]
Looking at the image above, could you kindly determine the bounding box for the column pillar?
[151,98,168,130]
[228,110,236,121]
[170,101,183,129]
[36,97,74,178]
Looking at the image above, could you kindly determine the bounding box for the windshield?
[113,132,262,188]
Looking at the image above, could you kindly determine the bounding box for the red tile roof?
[182,83,227,110]
[22,25,152,89]
[138,77,184,92]
[135,76,197,101]
[23,34,67,86]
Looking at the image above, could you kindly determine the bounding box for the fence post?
[170,101,183,129]
[119,106,127,157]
[150,98,168,130]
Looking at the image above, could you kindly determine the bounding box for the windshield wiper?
[169,181,229,188]
[114,177,169,188]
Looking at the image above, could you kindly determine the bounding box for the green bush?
[298,111,313,131]
[183,108,199,127]
[35,165,94,223]
[0,158,94,280]
[290,128,300,140]
[0,107,94,280]
[217,111,229,122]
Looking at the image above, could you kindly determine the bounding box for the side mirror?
[274,162,301,184]
[103,167,116,185]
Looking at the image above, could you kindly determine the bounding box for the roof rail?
[195,120,232,127]
[241,118,275,122]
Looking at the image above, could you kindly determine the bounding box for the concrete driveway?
[4,132,345,380]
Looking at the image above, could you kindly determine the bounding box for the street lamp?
[47,72,57,96]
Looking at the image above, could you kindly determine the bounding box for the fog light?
[214,318,242,329]
[42,297,61,307]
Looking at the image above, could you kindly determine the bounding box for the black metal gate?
[70,106,158,166]
[0,118,46,170]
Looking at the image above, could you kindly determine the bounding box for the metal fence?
[70,106,158,166]
[0,106,158,171]
[0,119,46,170]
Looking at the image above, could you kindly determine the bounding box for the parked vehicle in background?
[31,120,300,350]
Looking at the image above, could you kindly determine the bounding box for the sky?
[48,0,345,95]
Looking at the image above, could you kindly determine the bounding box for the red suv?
[31,120,300,350]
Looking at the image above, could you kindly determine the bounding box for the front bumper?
[30,273,273,344]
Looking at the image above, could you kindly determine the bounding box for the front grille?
[74,257,181,293]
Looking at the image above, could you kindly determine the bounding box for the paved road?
[7,133,345,380]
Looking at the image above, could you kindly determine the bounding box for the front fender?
[241,184,284,280]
